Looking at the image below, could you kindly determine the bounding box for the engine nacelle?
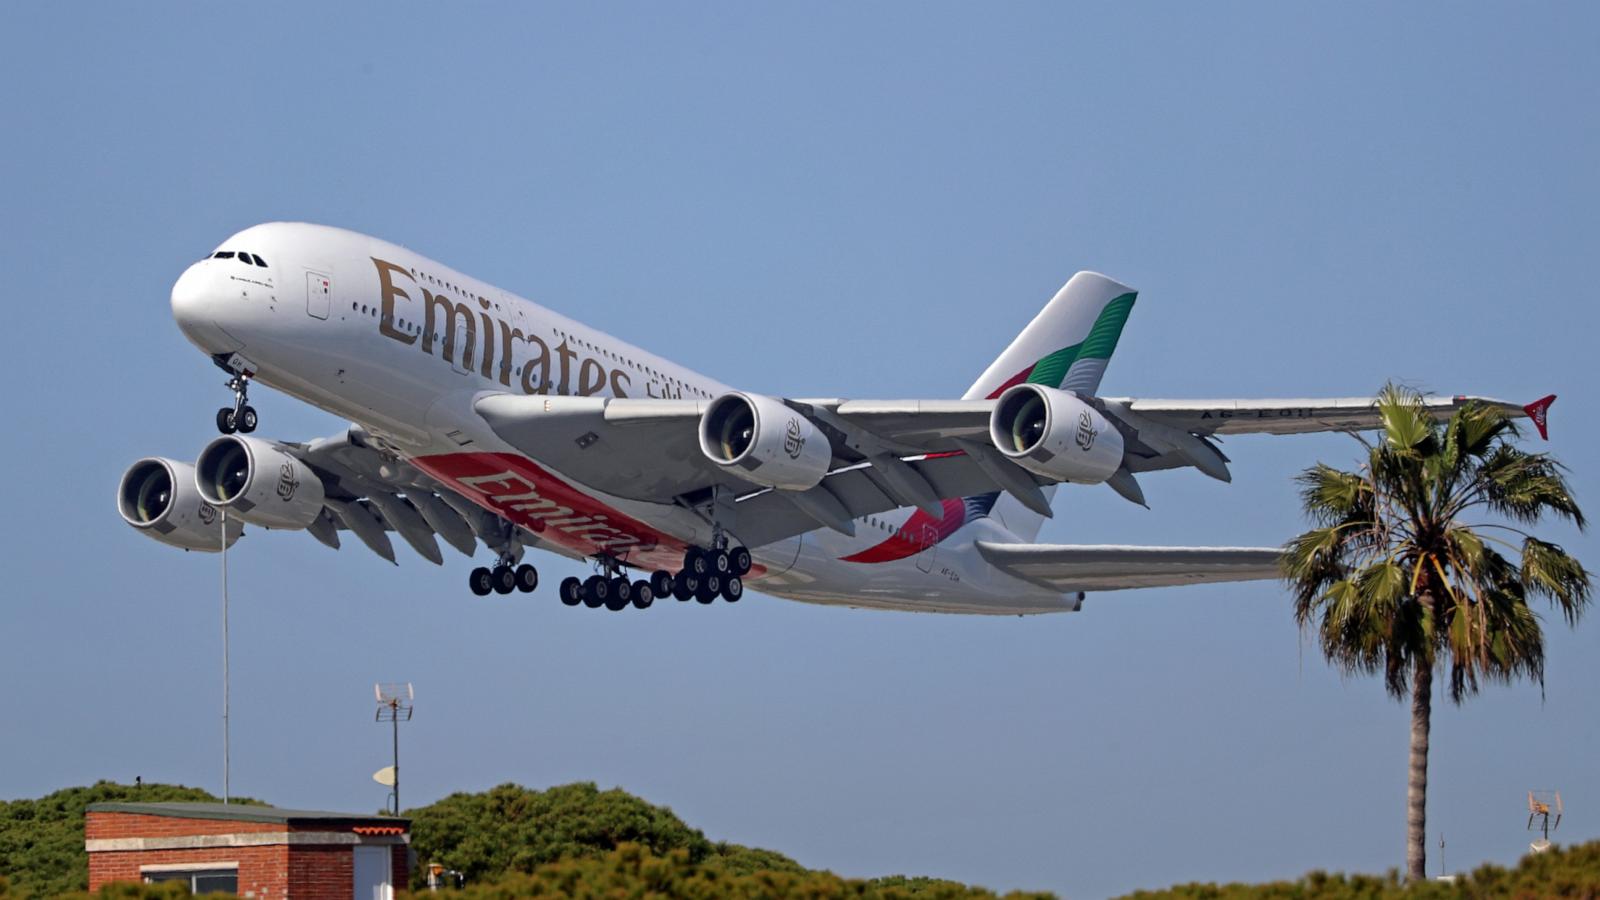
[699,392,832,491]
[989,384,1124,484]
[195,434,326,530]
[118,457,243,552]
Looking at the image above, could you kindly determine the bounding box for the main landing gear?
[669,544,750,605]
[468,554,539,597]
[214,361,258,435]
[557,555,657,612]
[554,545,751,612]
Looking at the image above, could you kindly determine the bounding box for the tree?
[1281,384,1589,881]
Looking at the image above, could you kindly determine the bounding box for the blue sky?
[2,4,1597,897]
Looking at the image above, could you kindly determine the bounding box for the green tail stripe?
[1076,292,1137,362]
[1025,344,1080,388]
[1023,292,1138,389]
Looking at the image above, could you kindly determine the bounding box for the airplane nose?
[171,263,245,353]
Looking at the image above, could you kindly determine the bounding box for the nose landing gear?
[213,356,258,435]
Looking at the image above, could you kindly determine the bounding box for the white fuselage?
[169,223,1070,614]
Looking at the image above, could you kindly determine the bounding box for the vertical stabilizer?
[964,272,1137,401]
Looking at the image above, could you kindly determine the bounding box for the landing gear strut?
[214,358,258,435]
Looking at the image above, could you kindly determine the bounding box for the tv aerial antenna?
[1527,790,1562,853]
[374,683,413,815]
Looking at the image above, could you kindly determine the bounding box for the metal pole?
[221,509,231,805]
[392,708,400,814]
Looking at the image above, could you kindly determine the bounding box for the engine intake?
[989,384,1124,484]
[117,457,242,551]
[195,435,326,530]
[699,392,831,491]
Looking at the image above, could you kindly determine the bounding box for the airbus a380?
[117,223,1553,615]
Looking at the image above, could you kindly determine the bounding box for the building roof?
[86,802,409,828]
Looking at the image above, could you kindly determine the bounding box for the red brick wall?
[86,812,410,899]
[88,845,287,896]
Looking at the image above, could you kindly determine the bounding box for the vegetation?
[408,842,1049,900]
[402,782,805,889]
[1282,385,1591,880]
[0,781,261,899]
[1121,839,1600,899]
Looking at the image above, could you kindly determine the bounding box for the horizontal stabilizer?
[975,542,1281,593]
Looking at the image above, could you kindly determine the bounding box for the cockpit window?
[249,253,267,267]
[213,251,235,260]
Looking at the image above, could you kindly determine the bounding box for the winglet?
[1523,394,1556,441]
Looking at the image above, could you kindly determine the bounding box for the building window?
[144,867,238,894]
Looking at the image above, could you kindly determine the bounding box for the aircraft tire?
[722,576,743,603]
[492,565,516,594]
[216,408,236,434]
[684,548,710,576]
[709,549,731,575]
[650,570,673,597]
[729,546,752,576]
[559,576,583,606]
[696,574,721,604]
[514,564,538,593]
[468,567,494,596]
[582,575,607,608]
[631,581,653,609]
[238,406,258,433]
[672,571,695,601]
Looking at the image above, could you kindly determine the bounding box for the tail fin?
[963,272,1138,401]
[964,272,1137,542]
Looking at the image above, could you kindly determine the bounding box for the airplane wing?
[974,542,1283,593]
[473,391,1541,547]
[284,429,581,566]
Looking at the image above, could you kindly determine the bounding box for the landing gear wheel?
[709,548,731,575]
[604,577,630,611]
[696,573,721,604]
[729,546,752,576]
[514,564,539,593]
[216,408,237,434]
[559,576,583,606]
[673,571,695,601]
[468,567,493,596]
[684,547,710,576]
[722,575,743,602]
[631,581,654,609]
[238,406,258,434]
[582,575,607,608]
[491,565,516,594]
[650,570,674,598]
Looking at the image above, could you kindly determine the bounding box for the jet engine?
[194,434,326,530]
[989,384,1124,484]
[699,392,832,491]
[117,457,243,551]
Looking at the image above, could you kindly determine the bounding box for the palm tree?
[1282,384,1589,881]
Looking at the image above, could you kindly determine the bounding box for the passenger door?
[305,271,331,320]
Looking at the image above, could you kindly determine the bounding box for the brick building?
[86,802,409,900]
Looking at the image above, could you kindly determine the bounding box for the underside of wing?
[1105,395,1527,437]
[975,542,1283,593]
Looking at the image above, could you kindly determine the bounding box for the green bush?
[0,782,260,899]
[407,842,1050,900]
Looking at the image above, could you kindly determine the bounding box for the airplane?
[115,222,1554,615]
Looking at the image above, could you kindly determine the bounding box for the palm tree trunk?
[1406,658,1432,881]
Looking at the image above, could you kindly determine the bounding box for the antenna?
[375,683,413,815]
[1528,790,1563,853]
